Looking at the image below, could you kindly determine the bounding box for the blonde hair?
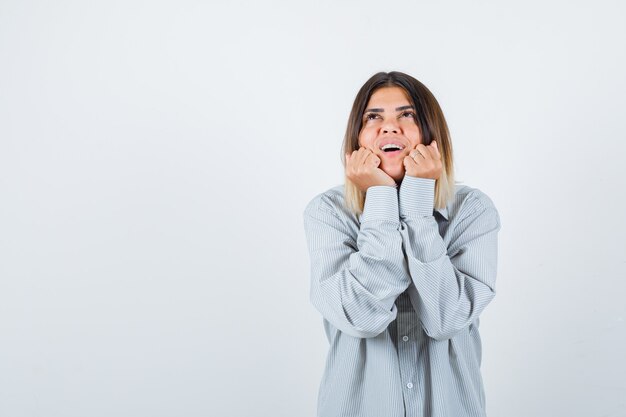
[341,71,456,217]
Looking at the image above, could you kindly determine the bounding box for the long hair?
[341,71,456,216]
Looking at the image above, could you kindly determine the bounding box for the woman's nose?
[382,119,400,134]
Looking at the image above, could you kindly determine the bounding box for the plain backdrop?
[1,1,625,416]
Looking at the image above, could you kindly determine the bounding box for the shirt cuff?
[360,185,399,224]
[399,176,435,218]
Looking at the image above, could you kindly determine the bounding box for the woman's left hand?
[403,140,442,180]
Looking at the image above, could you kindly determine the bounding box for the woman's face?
[358,86,422,182]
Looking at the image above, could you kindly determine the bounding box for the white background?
[1,1,625,416]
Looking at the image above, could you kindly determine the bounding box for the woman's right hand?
[345,147,397,193]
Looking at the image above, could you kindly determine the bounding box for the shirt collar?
[434,205,449,220]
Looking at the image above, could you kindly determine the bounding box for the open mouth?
[381,149,404,158]
[380,144,405,157]
[380,144,404,152]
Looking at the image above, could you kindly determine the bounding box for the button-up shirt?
[302,175,501,417]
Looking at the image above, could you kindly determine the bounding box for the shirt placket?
[395,291,420,417]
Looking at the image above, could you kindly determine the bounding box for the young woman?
[303,71,501,417]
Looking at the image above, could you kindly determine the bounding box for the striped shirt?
[302,175,501,417]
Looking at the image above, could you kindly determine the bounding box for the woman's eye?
[402,111,416,118]
[365,113,379,121]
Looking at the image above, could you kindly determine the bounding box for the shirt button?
[407,383,413,389]
[402,336,409,341]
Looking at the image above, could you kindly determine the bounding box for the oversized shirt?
[302,175,501,417]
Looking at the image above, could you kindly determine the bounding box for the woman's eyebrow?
[364,105,415,113]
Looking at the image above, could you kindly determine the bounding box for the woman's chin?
[382,165,405,181]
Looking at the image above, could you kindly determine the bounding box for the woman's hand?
[403,141,442,180]
[345,147,396,193]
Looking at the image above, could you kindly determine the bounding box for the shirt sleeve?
[398,175,501,341]
[303,186,411,338]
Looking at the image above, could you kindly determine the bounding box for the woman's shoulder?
[453,182,497,208]
[303,184,347,218]
[447,182,499,221]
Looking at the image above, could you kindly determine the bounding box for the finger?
[431,140,441,159]
[403,154,418,169]
[349,148,362,167]
[415,144,432,161]
[367,148,382,166]
[410,147,425,160]
[347,150,355,163]
[361,147,379,165]
[355,147,369,167]
[423,142,438,160]
[363,146,377,157]
[363,151,380,167]
[347,149,360,171]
